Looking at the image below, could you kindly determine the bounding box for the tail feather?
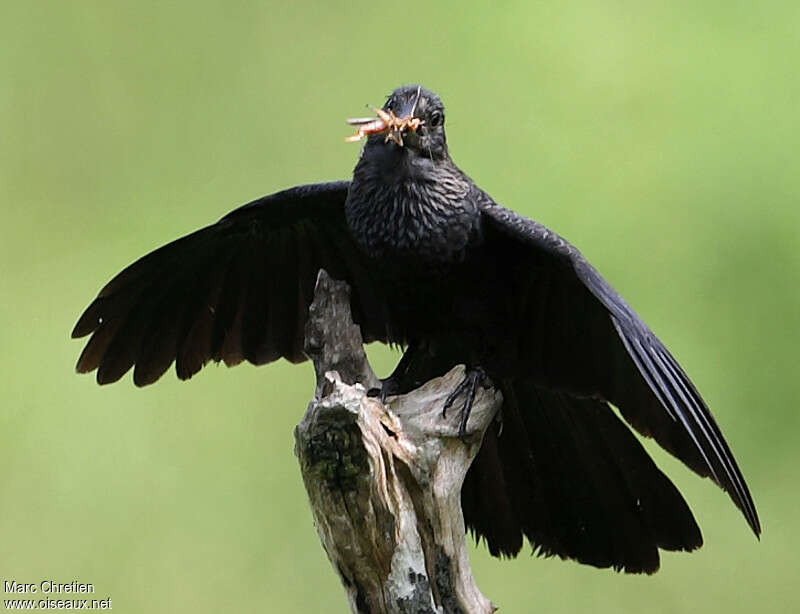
[462,379,702,574]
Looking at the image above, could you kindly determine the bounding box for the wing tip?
[75,361,94,375]
[71,316,97,339]
[745,501,762,538]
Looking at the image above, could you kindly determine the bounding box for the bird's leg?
[367,341,420,403]
[442,366,488,439]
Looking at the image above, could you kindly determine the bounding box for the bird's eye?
[428,111,443,127]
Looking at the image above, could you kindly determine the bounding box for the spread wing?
[481,202,760,537]
[72,181,389,386]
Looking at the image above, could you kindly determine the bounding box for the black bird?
[72,85,759,573]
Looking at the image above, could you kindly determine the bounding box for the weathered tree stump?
[295,270,502,614]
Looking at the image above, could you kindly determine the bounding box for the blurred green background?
[2,1,798,612]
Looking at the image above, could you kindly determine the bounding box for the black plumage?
[72,85,759,573]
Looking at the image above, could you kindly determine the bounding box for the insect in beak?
[346,106,424,147]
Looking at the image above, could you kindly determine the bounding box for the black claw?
[380,378,400,403]
[369,341,420,403]
[367,377,403,403]
[442,379,467,418]
[458,373,482,438]
[442,366,486,439]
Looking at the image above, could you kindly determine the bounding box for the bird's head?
[347,85,448,161]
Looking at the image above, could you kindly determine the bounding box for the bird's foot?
[442,366,488,439]
[367,341,420,403]
[367,376,404,404]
